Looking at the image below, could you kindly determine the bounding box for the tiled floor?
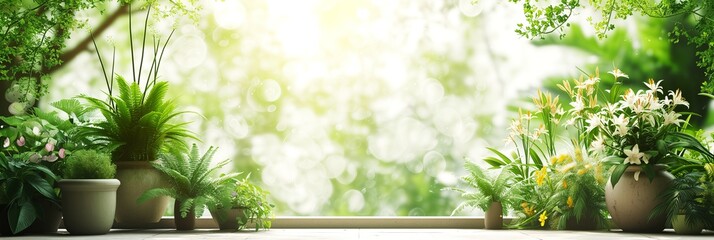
[10,229,714,239]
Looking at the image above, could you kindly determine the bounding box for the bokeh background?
[44,0,709,216]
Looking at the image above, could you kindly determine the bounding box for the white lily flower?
[669,90,689,108]
[644,79,664,94]
[585,114,602,132]
[663,111,684,126]
[570,96,585,112]
[624,144,644,165]
[608,68,629,79]
[590,135,605,153]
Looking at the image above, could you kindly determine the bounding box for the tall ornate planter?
[58,179,120,235]
[605,165,673,233]
[484,202,503,229]
[114,161,169,224]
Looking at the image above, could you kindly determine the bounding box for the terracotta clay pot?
[484,201,503,229]
[114,161,170,224]
[605,165,673,233]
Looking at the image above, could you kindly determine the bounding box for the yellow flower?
[577,169,587,175]
[539,211,548,227]
[550,156,558,165]
[535,166,548,186]
[562,180,568,189]
[521,202,535,216]
[567,196,574,208]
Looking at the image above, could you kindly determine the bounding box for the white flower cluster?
[586,72,689,165]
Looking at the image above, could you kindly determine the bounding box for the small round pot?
[209,207,247,231]
[605,165,673,233]
[174,199,196,231]
[672,214,703,235]
[58,179,120,235]
[484,202,503,230]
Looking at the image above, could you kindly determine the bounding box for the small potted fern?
[138,144,239,230]
[448,161,516,229]
[208,176,274,231]
[81,4,194,224]
[57,149,119,235]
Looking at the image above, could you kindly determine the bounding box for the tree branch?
[42,4,130,75]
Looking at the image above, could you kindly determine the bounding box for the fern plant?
[448,161,517,215]
[80,4,193,162]
[138,144,240,218]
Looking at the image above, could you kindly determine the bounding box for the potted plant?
[653,130,714,235]
[544,148,609,230]
[577,69,710,232]
[447,161,516,229]
[0,98,94,176]
[57,149,119,235]
[208,175,274,231]
[0,154,61,236]
[138,144,239,230]
[80,5,194,224]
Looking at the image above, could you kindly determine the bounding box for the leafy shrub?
[63,149,115,179]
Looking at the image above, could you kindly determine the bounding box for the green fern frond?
[137,188,176,204]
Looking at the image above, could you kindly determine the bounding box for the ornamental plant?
[62,149,116,179]
[80,5,194,162]
[0,154,60,234]
[544,146,609,230]
[571,69,699,186]
[0,99,93,176]
[210,176,275,231]
[447,161,518,215]
[138,144,240,218]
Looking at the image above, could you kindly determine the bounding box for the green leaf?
[609,164,629,187]
[9,202,36,234]
[137,188,176,204]
[486,147,513,164]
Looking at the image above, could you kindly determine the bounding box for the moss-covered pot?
[58,179,120,235]
[114,161,169,224]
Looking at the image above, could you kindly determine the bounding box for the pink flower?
[59,148,66,159]
[44,142,54,152]
[3,138,9,148]
[16,136,25,147]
